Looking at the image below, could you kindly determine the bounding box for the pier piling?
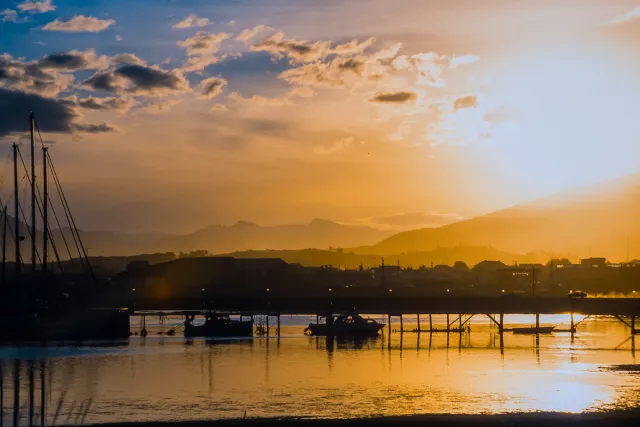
[277,315,281,337]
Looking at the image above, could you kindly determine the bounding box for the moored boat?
[512,326,555,334]
[304,314,385,336]
[184,313,253,337]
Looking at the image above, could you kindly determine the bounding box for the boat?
[183,313,253,337]
[0,113,130,343]
[512,326,555,334]
[304,314,385,336]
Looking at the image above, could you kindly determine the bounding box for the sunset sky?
[2,0,640,233]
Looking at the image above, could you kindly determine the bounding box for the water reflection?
[0,318,639,424]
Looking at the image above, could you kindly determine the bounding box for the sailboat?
[0,112,130,342]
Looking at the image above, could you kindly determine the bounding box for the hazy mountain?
[0,215,392,258]
[156,219,392,255]
[353,173,640,262]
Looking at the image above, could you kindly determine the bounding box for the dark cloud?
[114,64,189,94]
[67,96,134,112]
[83,71,123,92]
[338,58,365,74]
[370,91,417,103]
[38,52,88,70]
[201,76,226,99]
[453,95,477,110]
[0,88,77,136]
[252,32,329,63]
[1,54,74,95]
[73,123,118,133]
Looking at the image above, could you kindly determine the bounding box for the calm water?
[1,315,639,425]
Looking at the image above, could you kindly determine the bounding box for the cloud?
[141,98,182,114]
[65,95,134,112]
[370,91,417,103]
[73,122,119,133]
[173,14,209,29]
[38,49,109,70]
[43,15,115,32]
[1,53,74,96]
[18,0,55,13]
[331,37,376,56]
[313,136,356,155]
[82,71,125,92]
[449,54,480,69]
[0,88,76,136]
[177,31,230,72]
[237,24,272,41]
[200,76,227,99]
[602,6,640,25]
[228,92,293,106]
[289,86,315,98]
[114,64,189,94]
[453,95,477,110]
[110,53,147,66]
[367,212,465,230]
[252,32,331,63]
[1,9,27,23]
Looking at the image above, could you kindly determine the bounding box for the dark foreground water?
[1,315,639,425]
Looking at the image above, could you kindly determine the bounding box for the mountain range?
[4,172,640,262]
[352,173,640,261]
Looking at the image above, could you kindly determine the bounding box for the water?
[1,315,639,425]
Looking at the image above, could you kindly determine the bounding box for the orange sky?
[3,0,640,232]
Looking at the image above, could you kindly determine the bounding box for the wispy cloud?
[173,14,210,29]
[201,76,227,99]
[314,136,358,155]
[177,31,230,72]
[237,24,272,41]
[1,9,26,23]
[73,122,119,133]
[43,15,115,32]
[449,54,479,69]
[602,6,640,25]
[18,0,55,13]
[370,91,417,103]
[453,95,477,110]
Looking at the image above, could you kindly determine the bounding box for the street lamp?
[634,290,637,298]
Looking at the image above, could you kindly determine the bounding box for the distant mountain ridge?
[352,173,640,261]
[0,213,392,258]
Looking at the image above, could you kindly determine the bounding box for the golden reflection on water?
[0,316,638,424]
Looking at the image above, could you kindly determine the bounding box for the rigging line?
[16,147,75,264]
[16,195,41,265]
[48,154,95,282]
[47,155,84,263]
[15,149,67,270]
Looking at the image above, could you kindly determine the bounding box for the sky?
[2,0,640,233]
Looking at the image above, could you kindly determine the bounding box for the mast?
[1,205,6,287]
[42,147,48,273]
[13,143,20,276]
[30,111,36,272]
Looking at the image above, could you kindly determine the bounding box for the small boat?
[512,326,555,334]
[184,313,253,338]
[304,314,385,336]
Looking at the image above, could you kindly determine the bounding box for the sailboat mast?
[2,205,6,287]
[30,112,36,272]
[42,147,48,273]
[13,143,20,276]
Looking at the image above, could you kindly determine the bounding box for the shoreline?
[83,411,640,427]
